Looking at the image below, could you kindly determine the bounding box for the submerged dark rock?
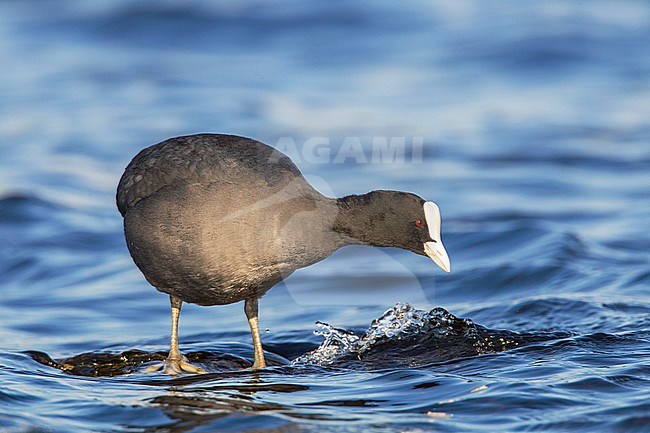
[26,349,259,377]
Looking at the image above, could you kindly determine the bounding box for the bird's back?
[117,134,302,217]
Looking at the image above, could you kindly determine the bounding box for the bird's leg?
[244,298,266,369]
[146,295,206,375]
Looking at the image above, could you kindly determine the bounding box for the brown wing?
[116,133,303,217]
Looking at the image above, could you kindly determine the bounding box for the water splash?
[292,322,360,366]
[293,303,527,367]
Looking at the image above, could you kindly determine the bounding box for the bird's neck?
[333,192,396,248]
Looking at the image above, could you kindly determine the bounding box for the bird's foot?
[251,358,266,370]
[145,355,206,375]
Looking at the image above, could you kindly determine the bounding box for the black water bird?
[117,134,450,374]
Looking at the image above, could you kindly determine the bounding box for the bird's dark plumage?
[117,133,450,373]
[117,134,301,217]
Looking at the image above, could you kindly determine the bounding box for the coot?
[117,134,450,374]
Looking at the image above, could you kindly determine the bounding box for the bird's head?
[336,191,451,272]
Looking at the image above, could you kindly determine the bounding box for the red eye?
[415,220,423,228]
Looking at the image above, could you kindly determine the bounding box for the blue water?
[1,1,649,431]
